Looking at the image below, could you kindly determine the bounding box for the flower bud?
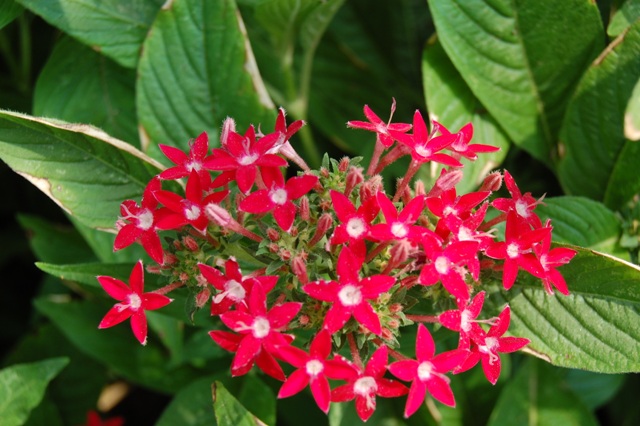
[195,286,211,309]
[267,227,280,242]
[220,117,236,148]
[205,203,231,226]
[344,166,364,196]
[291,252,309,284]
[480,171,503,192]
[308,213,333,247]
[389,303,403,313]
[183,236,199,252]
[338,156,350,172]
[414,179,426,197]
[299,196,310,221]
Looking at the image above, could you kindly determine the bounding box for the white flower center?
[417,361,434,381]
[224,279,245,301]
[186,159,202,172]
[269,188,288,205]
[540,254,549,271]
[252,316,270,339]
[353,376,377,396]
[127,293,142,311]
[183,202,201,221]
[414,144,431,158]
[238,153,258,166]
[443,206,457,217]
[391,222,408,238]
[306,360,324,377]
[137,209,154,231]
[435,256,450,275]
[458,226,473,241]
[346,217,366,238]
[338,284,362,307]
[506,243,520,259]
[460,310,472,332]
[479,337,500,364]
[515,199,530,218]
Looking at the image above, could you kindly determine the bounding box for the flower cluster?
[97,103,576,420]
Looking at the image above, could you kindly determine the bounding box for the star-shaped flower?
[303,247,395,335]
[347,102,411,148]
[98,261,172,345]
[329,190,380,259]
[158,132,213,186]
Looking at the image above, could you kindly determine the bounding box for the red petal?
[497,336,530,354]
[330,383,355,402]
[113,224,142,251]
[322,304,352,334]
[310,329,332,359]
[277,344,308,368]
[389,360,418,382]
[236,165,257,194]
[404,380,427,418]
[310,375,331,413]
[268,302,302,329]
[129,261,145,294]
[159,144,188,165]
[256,348,286,381]
[330,190,356,221]
[139,231,164,264]
[366,345,388,378]
[130,310,148,345]
[209,330,242,352]
[376,378,408,398]
[192,132,209,158]
[425,375,455,407]
[97,276,130,301]
[240,190,274,214]
[273,202,296,232]
[336,246,361,285]
[303,280,339,302]
[355,394,375,422]
[285,175,318,200]
[415,324,435,361]
[360,275,395,299]
[480,353,501,385]
[232,335,260,373]
[142,293,172,310]
[99,305,132,328]
[353,303,382,335]
[278,368,309,399]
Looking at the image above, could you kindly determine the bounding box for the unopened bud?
[299,196,310,221]
[164,253,178,265]
[381,328,394,340]
[172,240,182,250]
[480,171,503,192]
[308,213,334,247]
[183,236,198,251]
[320,167,330,178]
[344,166,364,196]
[299,315,310,325]
[291,253,309,284]
[387,319,400,329]
[268,243,279,253]
[220,117,236,147]
[338,156,350,172]
[389,303,403,313]
[414,179,426,197]
[195,287,211,309]
[279,249,291,261]
[360,175,383,203]
[436,168,463,191]
[267,228,280,242]
[205,203,231,226]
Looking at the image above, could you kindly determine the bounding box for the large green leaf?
[137,0,275,161]
[33,298,206,393]
[557,22,640,210]
[421,37,509,193]
[485,247,640,373]
[156,376,217,426]
[488,359,598,426]
[0,1,23,30]
[212,381,265,426]
[0,358,68,426]
[535,197,623,256]
[429,0,604,163]
[608,0,640,36]
[34,37,139,146]
[0,111,164,229]
[625,76,640,141]
[16,0,163,68]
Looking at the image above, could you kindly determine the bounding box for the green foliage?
[0,0,639,425]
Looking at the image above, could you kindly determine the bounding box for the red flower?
[154,171,228,234]
[303,246,395,335]
[440,122,500,161]
[204,125,287,193]
[158,132,213,186]
[456,306,529,384]
[369,192,430,242]
[389,324,468,417]
[347,102,411,148]
[114,177,166,264]
[438,291,487,349]
[331,345,408,422]
[329,190,380,259]
[492,170,543,228]
[277,330,355,413]
[485,211,551,289]
[98,261,172,345]
[80,410,124,426]
[198,258,278,315]
[239,171,318,232]
[210,283,302,381]
[532,222,577,295]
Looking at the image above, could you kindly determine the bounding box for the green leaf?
[0,1,23,30]
[212,381,264,426]
[33,37,139,146]
[557,22,640,210]
[429,0,604,163]
[16,0,164,68]
[16,214,97,264]
[137,0,275,162]
[23,396,64,426]
[236,375,276,426]
[156,376,218,426]
[421,37,509,193]
[3,324,107,426]
[485,246,640,373]
[0,111,164,229]
[0,357,69,426]
[33,298,205,393]
[488,359,598,426]
[564,369,625,410]
[608,0,640,36]
[535,197,623,256]
[625,76,640,141]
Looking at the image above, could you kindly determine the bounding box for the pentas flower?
[426,188,490,239]
[97,261,172,345]
[456,306,529,385]
[277,330,356,413]
[204,125,287,193]
[81,410,124,426]
[303,246,395,335]
[439,291,487,349]
[446,202,494,250]
[210,283,302,381]
[154,171,228,234]
[531,222,577,295]
[331,345,408,422]
[114,177,165,264]
[369,192,430,242]
[492,170,543,228]
[389,324,468,417]
[438,122,500,161]
[329,190,380,259]
[239,171,318,232]
[347,102,411,148]
[268,108,309,171]
[418,235,479,305]
[391,110,461,167]
[485,211,551,289]
[158,132,213,186]
[197,258,278,315]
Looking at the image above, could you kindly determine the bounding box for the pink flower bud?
[299,196,310,221]
[434,168,463,193]
[280,249,292,261]
[338,156,350,172]
[360,175,383,203]
[381,328,394,340]
[291,253,309,284]
[308,213,333,247]
[205,203,231,226]
[299,314,309,325]
[267,228,280,242]
[320,167,330,178]
[220,117,236,147]
[195,286,211,309]
[344,166,364,196]
[480,171,503,192]
[414,179,426,196]
[164,253,178,265]
[389,303,403,313]
[387,319,400,329]
[183,236,198,251]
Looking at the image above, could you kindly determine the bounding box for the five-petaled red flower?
[97,260,172,345]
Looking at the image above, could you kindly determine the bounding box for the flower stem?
[152,281,185,296]
[405,314,439,323]
[347,333,363,369]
